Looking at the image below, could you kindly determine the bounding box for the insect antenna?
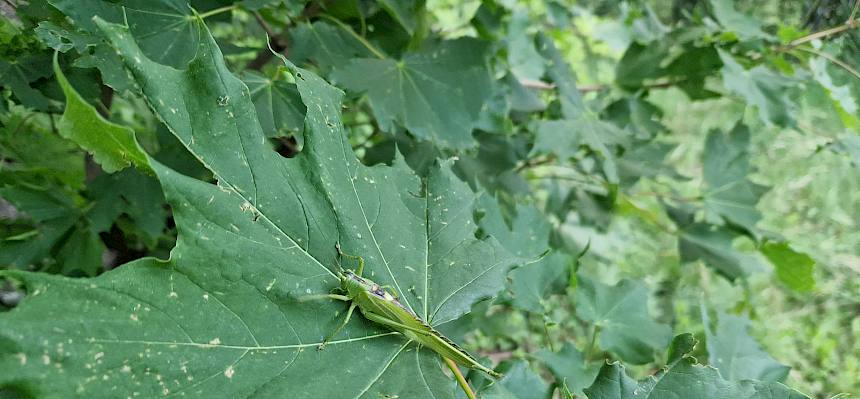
[332,242,347,277]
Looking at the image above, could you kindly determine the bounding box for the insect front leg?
[318,302,358,351]
[336,242,366,276]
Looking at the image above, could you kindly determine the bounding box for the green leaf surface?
[702,307,791,382]
[74,42,136,92]
[476,197,550,259]
[531,117,628,183]
[809,56,858,117]
[829,135,860,167]
[55,226,105,276]
[718,50,795,127]
[332,38,492,149]
[615,41,668,90]
[49,0,205,68]
[584,334,808,399]
[54,53,151,174]
[0,186,78,270]
[0,17,519,397]
[575,274,672,364]
[0,53,54,111]
[534,343,600,397]
[34,21,95,53]
[676,222,759,280]
[379,0,424,35]
[85,168,167,245]
[0,111,85,189]
[452,132,531,197]
[760,241,815,292]
[509,252,568,313]
[536,32,585,119]
[480,361,550,399]
[616,141,675,187]
[242,70,306,140]
[702,124,768,234]
[709,0,772,40]
[603,97,665,140]
[507,74,546,112]
[288,21,373,74]
[507,9,544,81]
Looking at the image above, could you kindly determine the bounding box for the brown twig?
[520,79,680,93]
[792,46,860,81]
[787,18,859,48]
[519,78,555,90]
[515,156,555,172]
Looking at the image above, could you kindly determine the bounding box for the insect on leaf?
[0,16,518,398]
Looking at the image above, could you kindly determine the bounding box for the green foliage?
[1,0,858,397]
[702,307,790,382]
[574,275,672,364]
[584,334,807,399]
[54,53,151,174]
[332,38,493,148]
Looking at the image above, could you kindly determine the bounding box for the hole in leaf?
[270,136,300,158]
[0,279,25,311]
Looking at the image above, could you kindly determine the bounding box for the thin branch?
[849,0,860,24]
[793,46,860,81]
[444,358,477,399]
[519,78,555,90]
[520,79,680,93]
[515,156,555,172]
[788,18,859,48]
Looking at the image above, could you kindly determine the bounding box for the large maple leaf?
[0,18,518,398]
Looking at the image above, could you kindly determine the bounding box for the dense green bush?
[1,0,858,397]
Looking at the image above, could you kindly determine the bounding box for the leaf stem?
[584,325,600,363]
[543,318,555,352]
[319,14,386,59]
[444,357,477,399]
[197,4,237,20]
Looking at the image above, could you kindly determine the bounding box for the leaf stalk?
[444,357,477,399]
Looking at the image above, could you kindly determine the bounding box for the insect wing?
[355,288,501,378]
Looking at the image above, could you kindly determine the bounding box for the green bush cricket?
[301,244,502,379]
